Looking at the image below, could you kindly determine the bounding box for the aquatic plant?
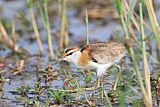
[38,0,54,59]
[27,0,44,54]
[114,0,160,106]
[59,0,69,48]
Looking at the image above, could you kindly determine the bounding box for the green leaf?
[49,88,55,98]
[114,0,122,15]
[84,75,92,83]
[42,0,48,4]
[126,0,137,26]
[27,0,32,8]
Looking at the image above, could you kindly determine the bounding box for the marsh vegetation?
[0,0,160,106]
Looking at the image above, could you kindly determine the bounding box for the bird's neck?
[70,51,81,67]
[77,50,90,66]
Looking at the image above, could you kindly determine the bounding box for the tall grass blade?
[145,0,160,62]
[59,0,68,48]
[0,21,19,52]
[11,19,17,48]
[85,9,89,45]
[43,0,54,59]
[28,0,44,54]
[139,2,152,106]
[115,1,148,106]
[126,0,136,27]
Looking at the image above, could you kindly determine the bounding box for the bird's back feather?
[82,41,127,64]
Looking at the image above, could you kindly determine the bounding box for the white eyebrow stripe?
[68,49,77,53]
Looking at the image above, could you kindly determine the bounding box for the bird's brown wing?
[88,42,127,64]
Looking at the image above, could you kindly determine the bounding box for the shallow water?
[0,0,160,106]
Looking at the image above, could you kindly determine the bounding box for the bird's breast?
[77,50,90,66]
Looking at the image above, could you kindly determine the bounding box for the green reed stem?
[43,1,54,60]
[122,1,159,64]
[145,0,160,62]
[29,6,44,54]
[139,2,152,106]
[116,0,146,102]
[60,0,68,48]
[103,86,112,107]
[37,1,46,28]
[85,9,89,45]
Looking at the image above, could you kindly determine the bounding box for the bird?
[61,41,127,89]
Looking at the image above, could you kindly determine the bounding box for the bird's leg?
[113,64,122,90]
[120,58,128,69]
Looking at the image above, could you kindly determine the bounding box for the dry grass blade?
[0,21,19,52]
[12,19,17,46]
[145,0,160,61]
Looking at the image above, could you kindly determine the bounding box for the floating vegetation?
[10,60,24,75]
[42,64,58,84]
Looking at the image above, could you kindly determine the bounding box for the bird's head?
[61,47,80,63]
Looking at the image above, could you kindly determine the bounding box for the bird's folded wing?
[89,42,127,64]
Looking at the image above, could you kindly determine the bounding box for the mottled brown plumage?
[81,41,127,64]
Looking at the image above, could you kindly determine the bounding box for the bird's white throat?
[63,50,81,66]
